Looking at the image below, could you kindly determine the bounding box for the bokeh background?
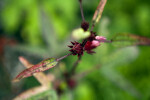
[0,0,150,100]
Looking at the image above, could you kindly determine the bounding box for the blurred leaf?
[92,0,107,26]
[75,83,95,100]
[99,46,140,98]
[101,47,139,66]
[101,67,141,98]
[1,5,21,33]
[60,90,74,100]
[96,19,141,98]
[96,45,140,98]
[13,44,49,58]
[39,8,57,52]
[22,1,41,46]
[135,5,150,36]
[27,89,58,100]
[39,8,70,56]
[42,0,77,39]
[111,33,150,47]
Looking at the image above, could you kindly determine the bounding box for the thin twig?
[79,0,85,21]
[95,39,112,43]
[56,53,72,62]
[73,65,100,80]
[70,56,82,75]
[81,0,107,47]
[81,39,88,46]
[91,0,107,31]
[13,86,49,100]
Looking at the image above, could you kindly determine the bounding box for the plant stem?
[70,56,82,75]
[81,39,88,47]
[95,39,112,43]
[56,53,72,62]
[90,0,107,31]
[73,65,100,80]
[79,0,85,22]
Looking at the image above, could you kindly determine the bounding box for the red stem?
[56,53,72,62]
[79,0,85,22]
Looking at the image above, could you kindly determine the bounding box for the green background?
[0,0,150,100]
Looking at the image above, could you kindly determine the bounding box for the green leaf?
[101,47,139,66]
[101,67,141,98]
[75,83,95,100]
[111,33,150,47]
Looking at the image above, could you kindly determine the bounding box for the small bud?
[95,36,106,42]
[72,28,90,40]
[91,40,100,47]
[84,36,106,54]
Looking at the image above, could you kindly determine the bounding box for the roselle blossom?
[69,35,106,55]
[95,36,106,42]
[84,36,106,54]
[92,36,106,46]
[68,41,84,57]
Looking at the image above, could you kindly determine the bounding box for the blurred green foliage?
[28,89,58,100]
[0,0,150,100]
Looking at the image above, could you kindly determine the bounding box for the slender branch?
[19,56,33,68]
[13,86,49,100]
[81,0,107,47]
[81,39,88,46]
[91,0,107,31]
[90,24,95,32]
[95,39,112,43]
[79,0,85,21]
[68,0,86,76]
[73,65,100,80]
[56,53,72,62]
[70,56,82,75]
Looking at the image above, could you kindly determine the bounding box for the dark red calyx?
[68,41,83,57]
[87,31,96,41]
[84,41,96,54]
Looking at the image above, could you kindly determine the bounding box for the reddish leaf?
[13,58,58,81]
